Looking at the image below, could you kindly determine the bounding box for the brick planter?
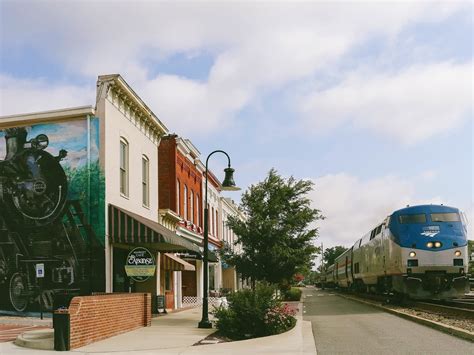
[54,293,151,350]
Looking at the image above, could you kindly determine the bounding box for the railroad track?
[332,290,474,318]
[413,301,474,319]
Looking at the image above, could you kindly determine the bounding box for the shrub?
[282,287,302,301]
[213,284,296,340]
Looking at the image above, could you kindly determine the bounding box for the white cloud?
[0,75,93,116]
[310,173,442,249]
[298,62,472,144]
[1,1,469,135]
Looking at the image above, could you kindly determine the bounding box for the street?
[303,287,473,354]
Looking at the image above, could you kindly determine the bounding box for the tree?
[322,246,347,268]
[222,169,324,289]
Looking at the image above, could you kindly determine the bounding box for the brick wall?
[58,293,151,350]
[158,136,177,210]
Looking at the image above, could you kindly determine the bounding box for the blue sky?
[0,1,472,252]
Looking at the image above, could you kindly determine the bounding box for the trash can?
[53,311,70,351]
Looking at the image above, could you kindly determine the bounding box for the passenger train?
[323,205,470,300]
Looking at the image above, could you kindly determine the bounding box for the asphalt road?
[303,287,474,355]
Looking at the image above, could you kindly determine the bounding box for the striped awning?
[162,253,195,271]
[108,205,201,254]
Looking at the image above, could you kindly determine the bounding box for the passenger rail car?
[328,205,469,300]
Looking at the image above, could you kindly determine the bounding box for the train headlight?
[434,242,442,248]
[454,250,461,257]
[409,251,416,257]
[427,242,434,248]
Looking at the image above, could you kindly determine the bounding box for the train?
[0,127,93,312]
[322,204,470,300]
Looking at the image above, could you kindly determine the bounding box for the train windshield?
[430,213,460,222]
[398,214,426,224]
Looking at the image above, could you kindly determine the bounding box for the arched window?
[211,207,215,235]
[176,180,180,214]
[190,191,194,223]
[142,155,149,207]
[183,185,188,220]
[120,138,129,196]
[196,194,200,227]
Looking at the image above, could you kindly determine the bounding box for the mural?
[0,119,105,313]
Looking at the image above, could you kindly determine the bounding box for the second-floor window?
[176,180,180,214]
[196,194,200,227]
[120,138,129,196]
[142,155,149,207]
[190,191,194,223]
[183,185,188,220]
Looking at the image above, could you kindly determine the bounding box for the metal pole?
[198,150,232,329]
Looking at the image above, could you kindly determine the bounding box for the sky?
[0,1,472,260]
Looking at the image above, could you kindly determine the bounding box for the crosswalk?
[0,325,50,342]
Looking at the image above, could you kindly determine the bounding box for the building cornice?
[97,74,168,144]
[0,106,95,129]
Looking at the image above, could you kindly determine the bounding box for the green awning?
[108,204,201,254]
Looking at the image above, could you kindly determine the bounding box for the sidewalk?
[0,305,316,354]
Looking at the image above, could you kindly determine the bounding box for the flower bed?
[213,284,297,340]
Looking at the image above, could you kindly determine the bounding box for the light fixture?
[454,250,461,257]
[427,242,433,248]
[409,251,416,258]
[198,150,240,329]
[434,241,442,248]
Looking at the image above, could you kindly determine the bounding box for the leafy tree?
[323,246,347,268]
[222,169,323,289]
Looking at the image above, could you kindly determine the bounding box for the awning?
[162,253,195,271]
[108,205,201,254]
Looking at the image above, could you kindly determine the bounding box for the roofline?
[97,74,168,135]
[0,106,96,129]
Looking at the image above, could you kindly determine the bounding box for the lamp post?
[198,150,240,329]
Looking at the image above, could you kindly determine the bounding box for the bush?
[282,287,302,301]
[213,284,296,340]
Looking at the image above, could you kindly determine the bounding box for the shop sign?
[125,247,156,282]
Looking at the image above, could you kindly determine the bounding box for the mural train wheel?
[9,272,28,312]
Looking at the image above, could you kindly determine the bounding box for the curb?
[338,293,474,343]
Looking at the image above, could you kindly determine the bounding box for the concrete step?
[14,328,54,350]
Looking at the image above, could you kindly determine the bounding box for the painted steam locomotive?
[0,127,91,312]
[323,204,470,300]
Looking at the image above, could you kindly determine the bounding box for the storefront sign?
[125,247,156,282]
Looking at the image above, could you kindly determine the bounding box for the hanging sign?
[125,247,156,282]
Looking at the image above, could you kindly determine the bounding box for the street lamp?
[198,150,240,329]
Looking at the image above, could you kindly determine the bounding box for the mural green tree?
[222,169,323,289]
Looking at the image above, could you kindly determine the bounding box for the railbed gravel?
[349,295,474,333]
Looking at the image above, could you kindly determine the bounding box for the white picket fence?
[182,296,227,309]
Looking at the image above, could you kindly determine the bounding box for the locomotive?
[0,127,91,312]
[323,204,470,300]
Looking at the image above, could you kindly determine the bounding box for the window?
[196,195,200,226]
[142,155,149,207]
[431,213,460,222]
[120,139,129,196]
[190,191,194,223]
[211,207,215,235]
[399,214,427,224]
[183,185,188,220]
[215,210,219,238]
[176,180,180,214]
[165,270,171,291]
[375,225,382,235]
